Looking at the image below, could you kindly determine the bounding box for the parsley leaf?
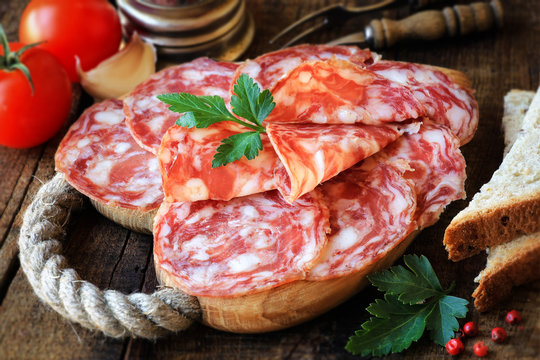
[346,295,433,357]
[230,74,275,126]
[425,295,468,345]
[212,131,263,168]
[157,74,274,168]
[346,254,469,357]
[368,254,444,304]
[157,93,236,128]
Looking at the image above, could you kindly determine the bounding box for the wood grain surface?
[0,0,539,359]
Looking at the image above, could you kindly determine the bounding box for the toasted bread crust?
[444,195,540,261]
[473,233,540,312]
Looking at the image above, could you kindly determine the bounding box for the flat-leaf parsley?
[157,74,274,168]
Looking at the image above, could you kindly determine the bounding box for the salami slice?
[267,121,420,203]
[365,123,466,228]
[369,61,478,144]
[55,99,163,210]
[153,190,330,297]
[232,44,377,92]
[159,122,281,202]
[307,163,417,280]
[123,57,239,154]
[265,59,425,125]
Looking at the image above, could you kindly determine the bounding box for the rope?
[18,173,201,339]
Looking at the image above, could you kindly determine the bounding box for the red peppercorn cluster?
[444,310,523,357]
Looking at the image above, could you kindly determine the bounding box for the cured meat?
[55,99,163,210]
[159,122,281,202]
[369,60,478,144]
[265,59,425,125]
[123,57,239,154]
[153,190,330,297]
[365,123,466,228]
[266,121,421,203]
[232,44,377,92]
[307,163,417,280]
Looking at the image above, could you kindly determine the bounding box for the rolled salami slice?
[55,99,163,211]
[153,190,330,297]
[265,59,425,125]
[365,123,466,228]
[123,57,239,154]
[369,60,478,144]
[307,163,417,281]
[267,121,420,203]
[232,44,377,91]
[159,122,281,202]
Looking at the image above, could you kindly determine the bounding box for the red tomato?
[19,0,122,82]
[0,43,72,148]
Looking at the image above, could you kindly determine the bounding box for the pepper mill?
[116,0,254,61]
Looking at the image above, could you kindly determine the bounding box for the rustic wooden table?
[0,0,539,359]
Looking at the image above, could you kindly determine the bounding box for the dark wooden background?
[0,0,539,359]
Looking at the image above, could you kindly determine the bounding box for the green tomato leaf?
[426,295,469,346]
[212,131,263,168]
[231,73,275,126]
[346,294,433,357]
[368,254,444,304]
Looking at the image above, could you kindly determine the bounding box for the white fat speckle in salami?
[95,110,124,125]
[153,190,330,297]
[55,99,163,211]
[123,57,240,154]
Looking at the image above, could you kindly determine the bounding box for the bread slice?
[473,233,540,311]
[501,90,536,156]
[472,89,540,311]
[443,87,540,261]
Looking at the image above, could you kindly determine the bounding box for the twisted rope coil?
[18,173,201,339]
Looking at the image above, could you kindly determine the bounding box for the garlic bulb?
[78,32,156,100]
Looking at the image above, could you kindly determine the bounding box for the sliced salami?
[123,57,239,154]
[365,123,466,228]
[159,122,281,202]
[153,190,330,297]
[267,121,420,203]
[369,61,478,144]
[55,99,163,210]
[265,59,425,125]
[232,44,377,92]
[307,163,417,280]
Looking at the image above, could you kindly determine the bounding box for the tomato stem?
[0,23,36,95]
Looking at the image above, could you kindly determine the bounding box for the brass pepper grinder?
[116,0,254,61]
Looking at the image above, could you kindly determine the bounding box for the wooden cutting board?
[0,0,538,359]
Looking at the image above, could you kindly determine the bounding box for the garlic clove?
[78,32,156,100]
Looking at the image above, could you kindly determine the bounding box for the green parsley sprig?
[157,73,275,168]
[346,254,468,357]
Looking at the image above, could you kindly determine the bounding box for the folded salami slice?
[123,57,239,154]
[153,190,330,297]
[232,44,377,91]
[159,122,281,202]
[365,123,466,228]
[55,99,163,210]
[265,59,425,125]
[307,163,417,280]
[266,121,420,203]
[369,61,478,144]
